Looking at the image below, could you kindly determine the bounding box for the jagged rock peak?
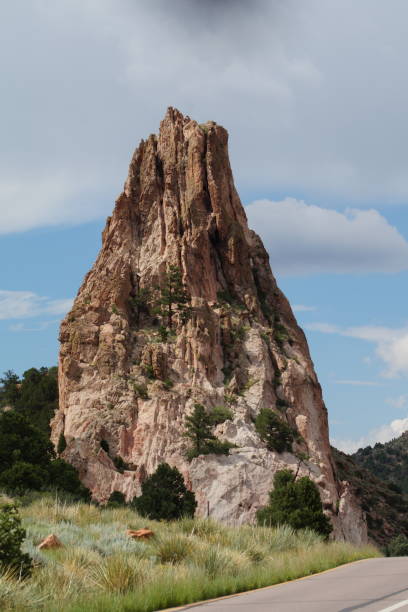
[52,108,367,544]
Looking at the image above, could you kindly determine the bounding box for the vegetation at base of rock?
[0,411,89,501]
[0,367,58,436]
[0,494,379,611]
[107,491,127,507]
[0,503,32,577]
[57,433,67,454]
[132,463,196,520]
[255,407,296,453]
[352,432,408,494]
[332,446,408,546]
[257,469,332,538]
[385,534,408,556]
[184,403,235,460]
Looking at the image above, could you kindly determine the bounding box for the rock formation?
[52,107,367,542]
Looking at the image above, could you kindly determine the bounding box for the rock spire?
[52,108,367,542]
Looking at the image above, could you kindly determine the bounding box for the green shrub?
[0,503,32,577]
[209,406,233,425]
[0,366,58,436]
[257,469,332,538]
[387,534,408,556]
[142,364,156,380]
[255,408,296,453]
[113,456,127,474]
[48,459,90,501]
[107,491,127,507]
[274,322,289,346]
[57,433,67,454]
[0,462,48,493]
[132,383,149,400]
[184,404,234,460]
[205,439,236,455]
[133,463,196,520]
[0,411,53,472]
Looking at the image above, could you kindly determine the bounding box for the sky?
[1,0,408,453]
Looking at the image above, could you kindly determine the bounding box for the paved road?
[175,558,408,612]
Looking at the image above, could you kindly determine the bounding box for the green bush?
[0,503,32,577]
[133,383,149,400]
[107,491,127,507]
[209,406,233,425]
[257,469,332,538]
[0,410,90,500]
[184,404,234,460]
[387,534,408,556]
[0,461,48,493]
[113,456,127,474]
[57,433,67,454]
[48,459,90,501]
[255,408,295,453]
[0,411,53,472]
[133,463,196,520]
[0,366,58,436]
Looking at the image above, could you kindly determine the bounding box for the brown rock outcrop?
[38,534,63,550]
[52,107,367,542]
[127,528,154,540]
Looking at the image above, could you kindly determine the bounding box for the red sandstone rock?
[127,528,154,540]
[51,107,367,543]
[38,534,63,550]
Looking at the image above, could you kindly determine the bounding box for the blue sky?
[1,1,408,453]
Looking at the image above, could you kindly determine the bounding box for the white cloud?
[333,417,408,454]
[3,2,408,232]
[0,291,73,320]
[292,304,316,312]
[306,321,408,378]
[246,198,408,276]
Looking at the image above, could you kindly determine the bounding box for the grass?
[0,494,380,611]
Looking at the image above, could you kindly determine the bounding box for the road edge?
[162,557,376,611]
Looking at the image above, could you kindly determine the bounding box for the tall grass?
[0,494,379,611]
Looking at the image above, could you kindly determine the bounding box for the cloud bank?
[246,198,408,276]
[3,2,408,232]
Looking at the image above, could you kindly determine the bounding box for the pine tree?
[133,463,196,520]
[255,407,295,453]
[257,469,332,538]
[0,503,32,577]
[184,403,215,458]
[156,265,190,329]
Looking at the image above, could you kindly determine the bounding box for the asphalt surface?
[174,558,408,612]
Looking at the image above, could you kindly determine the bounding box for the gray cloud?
[2,1,408,233]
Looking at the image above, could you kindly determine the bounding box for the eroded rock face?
[52,107,367,543]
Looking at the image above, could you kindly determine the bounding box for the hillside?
[332,446,408,546]
[352,432,408,494]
